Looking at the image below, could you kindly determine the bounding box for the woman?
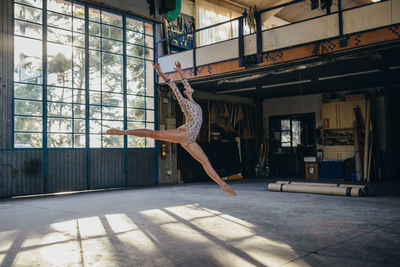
[107,61,237,196]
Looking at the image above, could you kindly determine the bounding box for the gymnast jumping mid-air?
[106,61,237,196]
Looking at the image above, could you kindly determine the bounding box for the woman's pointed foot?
[221,184,237,196]
[106,128,123,135]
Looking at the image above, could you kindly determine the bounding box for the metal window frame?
[12,0,156,150]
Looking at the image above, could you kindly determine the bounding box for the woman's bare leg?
[181,142,237,196]
[106,128,190,144]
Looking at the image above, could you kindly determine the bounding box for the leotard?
[167,78,202,145]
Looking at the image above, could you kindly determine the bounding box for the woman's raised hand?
[174,61,182,73]
[152,62,162,74]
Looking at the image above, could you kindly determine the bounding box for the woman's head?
[183,86,194,98]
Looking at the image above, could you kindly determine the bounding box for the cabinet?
[323,145,354,160]
[322,100,366,129]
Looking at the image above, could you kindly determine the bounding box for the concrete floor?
[0,180,399,267]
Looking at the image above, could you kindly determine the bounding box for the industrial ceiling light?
[318,69,380,81]
[370,0,381,2]
[215,87,257,94]
[261,79,312,89]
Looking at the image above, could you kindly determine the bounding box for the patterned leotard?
[167,78,202,145]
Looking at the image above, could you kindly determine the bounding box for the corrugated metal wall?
[0,0,157,198]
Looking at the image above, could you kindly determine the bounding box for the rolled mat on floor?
[275,181,368,195]
[268,183,364,197]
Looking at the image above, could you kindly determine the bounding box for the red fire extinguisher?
[161,142,167,159]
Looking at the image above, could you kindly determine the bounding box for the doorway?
[269,113,316,178]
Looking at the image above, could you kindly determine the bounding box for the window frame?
[12,0,156,149]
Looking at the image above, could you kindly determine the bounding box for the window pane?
[47,11,72,30]
[47,118,72,132]
[47,27,72,44]
[102,11,122,27]
[145,61,154,96]
[73,32,85,48]
[127,43,144,58]
[145,35,153,48]
[73,119,85,133]
[102,120,123,134]
[47,0,72,16]
[146,122,154,130]
[73,48,85,89]
[15,116,42,132]
[102,107,123,120]
[127,18,143,33]
[102,53,123,93]
[146,138,155,147]
[47,86,72,102]
[127,57,144,95]
[146,110,154,122]
[145,23,153,35]
[89,22,100,36]
[14,83,42,100]
[145,47,153,60]
[73,134,85,147]
[14,20,42,39]
[73,4,85,19]
[89,106,101,119]
[48,134,72,147]
[102,25,122,40]
[89,8,100,22]
[89,91,101,105]
[102,135,123,148]
[73,104,85,118]
[281,120,290,130]
[89,36,101,50]
[127,108,144,121]
[47,102,72,117]
[90,134,101,148]
[73,18,85,32]
[15,100,42,116]
[14,36,42,84]
[281,142,291,148]
[102,39,123,54]
[89,51,101,90]
[14,4,42,23]
[128,121,145,129]
[146,97,154,109]
[281,131,291,144]
[90,120,102,133]
[128,136,144,148]
[15,0,43,8]
[47,43,72,87]
[102,92,123,107]
[126,30,143,45]
[292,120,301,147]
[15,133,42,148]
[127,95,145,108]
[73,89,85,104]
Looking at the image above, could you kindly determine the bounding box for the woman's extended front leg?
[106,127,190,144]
[181,142,237,196]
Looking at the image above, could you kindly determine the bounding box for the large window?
[13,0,155,148]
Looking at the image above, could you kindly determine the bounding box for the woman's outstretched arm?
[153,62,188,110]
[174,61,193,92]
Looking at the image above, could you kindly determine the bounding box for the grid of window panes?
[46,0,86,148]
[14,0,44,148]
[125,17,155,148]
[13,0,155,148]
[281,119,301,148]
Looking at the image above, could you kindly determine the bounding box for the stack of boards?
[268,181,368,197]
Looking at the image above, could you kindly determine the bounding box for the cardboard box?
[305,162,318,180]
